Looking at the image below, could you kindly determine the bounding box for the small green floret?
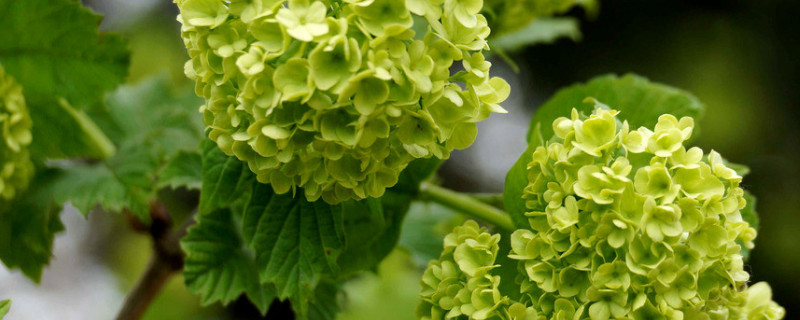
[176,0,509,203]
[0,65,34,208]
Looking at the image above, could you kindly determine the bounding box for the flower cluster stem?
[420,182,515,231]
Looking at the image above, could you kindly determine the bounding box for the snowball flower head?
[0,65,34,208]
[176,0,509,204]
[418,102,785,320]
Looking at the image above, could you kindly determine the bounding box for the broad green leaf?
[527,74,704,142]
[28,98,116,159]
[307,280,342,320]
[491,17,582,52]
[48,150,153,219]
[98,76,204,152]
[337,158,442,275]
[199,138,254,214]
[505,74,705,228]
[242,181,346,318]
[484,0,598,37]
[0,170,65,282]
[45,77,204,219]
[181,208,276,314]
[0,0,129,110]
[494,230,525,302]
[504,143,538,229]
[195,144,439,317]
[158,150,202,191]
[0,300,9,319]
[0,0,129,159]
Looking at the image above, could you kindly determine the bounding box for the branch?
[419,182,515,231]
[115,202,196,320]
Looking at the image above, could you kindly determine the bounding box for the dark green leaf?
[27,98,116,160]
[242,181,346,317]
[0,170,65,282]
[195,147,438,317]
[45,77,204,219]
[199,138,254,214]
[503,143,537,229]
[0,0,129,110]
[491,17,582,52]
[506,74,705,228]
[527,74,704,142]
[48,160,151,219]
[181,208,276,314]
[494,230,524,302]
[99,76,204,152]
[158,150,202,191]
[0,0,129,159]
[307,280,342,320]
[337,158,442,274]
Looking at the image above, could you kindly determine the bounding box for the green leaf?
[194,145,438,317]
[307,280,342,320]
[0,300,8,319]
[158,150,202,191]
[28,98,116,160]
[527,74,704,142]
[0,0,129,159]
[505,74,705,228]
[0,170,65,282]
[199,138,254,214]
[0,0,129,110]
[504,144,539,229]
[494,230,524,302]
[491,17,582,52]
[99,76,204,153]
[48,155,152,219]
[337,158,442,274]
[181,208,276,314]
[45,77,204,219]
[242,181,346,318]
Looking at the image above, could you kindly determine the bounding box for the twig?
[419,182,515,231]
[115,202,196,320]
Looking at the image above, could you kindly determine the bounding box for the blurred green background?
[2,0,796,319]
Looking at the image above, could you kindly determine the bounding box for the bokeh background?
[0,0,798,319]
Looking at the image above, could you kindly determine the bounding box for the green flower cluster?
[509,104,784,319]
[176,0,509,203]
[418,220,524,320]
[482,0,597,36]
[0,65,33,208]
[418,104,785,320]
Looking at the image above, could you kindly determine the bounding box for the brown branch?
[115,202,196,320]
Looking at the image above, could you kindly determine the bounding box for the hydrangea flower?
[510,104,783,319]
[418,104,785,320]
[0,65,34,208]
[176,0,509,204]
[417,220,511,320]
